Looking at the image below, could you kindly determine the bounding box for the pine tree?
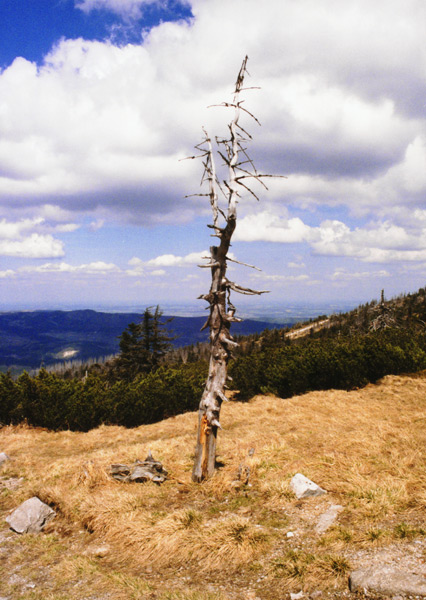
[114,306,174,380]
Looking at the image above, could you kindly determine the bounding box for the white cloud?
[0,218,44,240]
[0,0,424,228]
[235,212,311,243]
[89,219,105,231]
[75,0,161,19]
[0,234,64,258]
[259,273,310,282]
[0,217,73,258]
[0,269,15,278]
[53,223,80,233]
[126,251,206,277]
[21,261,120,274]
[235,211,426,264]
[39,204,75,222]
[331,269,390,282]
[145,250,207,267]
[2,0,426,304]
[311,220,426,262]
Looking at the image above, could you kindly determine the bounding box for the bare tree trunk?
[189,57,276,482]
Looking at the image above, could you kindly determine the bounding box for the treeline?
[0,362,207,431]
[2,293,426,432]
[230,328,426,399]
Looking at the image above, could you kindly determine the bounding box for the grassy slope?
[1,372,426,599]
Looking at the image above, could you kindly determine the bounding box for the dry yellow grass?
[1,371,426,598]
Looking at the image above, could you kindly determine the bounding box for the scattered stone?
[110,451,167,484]
[9,573,27,586]
[6,497,56,534]
[315,504,343,534]
[290,473,326,499]
[290,591,304,600]
[286,531,295,538]
[84,544,110,558]
[349,566,426,597]
[0,452,10,467]
[0,477,24,491]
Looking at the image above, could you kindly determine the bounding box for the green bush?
[231,329,426,400]
[0,362,207,431]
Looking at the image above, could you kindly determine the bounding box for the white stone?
[315,504,343,533]
[286,531,295,538]
[290,473,326,499]
[0,453,10,467]
[6,497,55,534]
[290,591,304,600]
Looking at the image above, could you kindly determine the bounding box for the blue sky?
[1,0,426,314]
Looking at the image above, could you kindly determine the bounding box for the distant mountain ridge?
[0,309,286,370]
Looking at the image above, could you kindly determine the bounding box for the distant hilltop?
[0,309,288,372]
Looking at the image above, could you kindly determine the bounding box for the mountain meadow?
[1,372,426,599]
[1,288,426,598]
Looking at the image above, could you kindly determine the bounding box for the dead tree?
[369,289,397,331]
[187,57,279,482]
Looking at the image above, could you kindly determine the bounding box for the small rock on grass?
[110,451,168,484]
[0,453,10,467]
[290,473,326,499]
[6,497,56,534]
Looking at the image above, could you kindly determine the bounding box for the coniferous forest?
[1,289,426,431]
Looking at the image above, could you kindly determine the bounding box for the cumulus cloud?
[127,250,207,275]
[0,234,64,258]
[331,269,390,282]
[235,211,426,264]
[2,0,426,304]
[0,0,424,228]
[146,251,206,267]
[0,217,79,258]
[258,273,310,282]
[235,212,311,243]
[75,0,163,19]
[21,261,120,274]
[311,220,426,262]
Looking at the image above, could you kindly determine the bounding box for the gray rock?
[0,453,10,467]
[349,566,426,597]
[110,451,168,484]
[6,497,56,534]
[315,504,343,533]
[290,473,326,499]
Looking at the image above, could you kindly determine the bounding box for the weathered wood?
[110,451,167,485]
[191,57,270,482]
